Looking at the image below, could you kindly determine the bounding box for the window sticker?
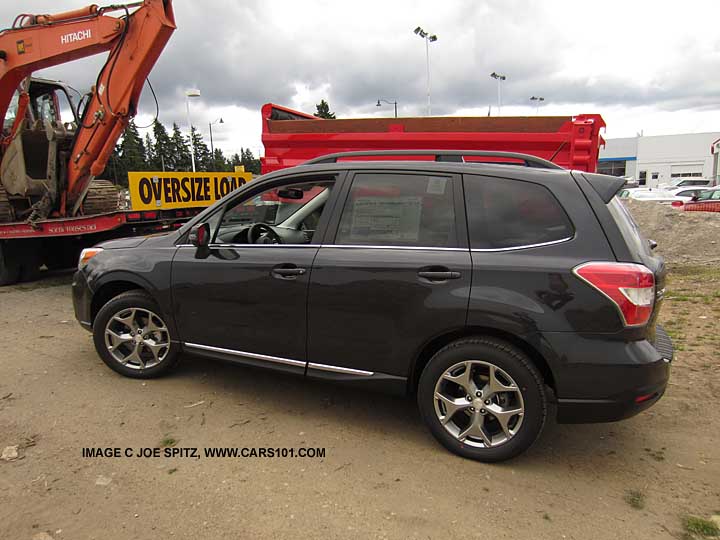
[426,176,448,195]
[349,196,422,242]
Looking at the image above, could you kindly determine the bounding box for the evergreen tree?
[170,123,191,171]
[190,126,212,171]
[240,148,261,175]
[152,120,174,171]
[211,148,230,171]
[144,133,156,170]
[230,152,242,168]
[314,99,336,119]
[114,120,147,187]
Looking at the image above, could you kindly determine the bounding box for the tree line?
[106,100,337,188]
[105,119,261,188]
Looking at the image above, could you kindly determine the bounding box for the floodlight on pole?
[414,26,437,116]
[490,72,506,115]
[376,98,398,118]
[185,88,201,172]
[209,117,224,159]
[530,96,545,115]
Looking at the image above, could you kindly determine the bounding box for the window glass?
[597,160,626,177]
[464,175,573,249]
[335,173,457,247]
[214,180,333,244]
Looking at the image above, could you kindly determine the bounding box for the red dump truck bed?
[260,103,605,174]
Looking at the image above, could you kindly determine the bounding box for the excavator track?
[82,180,119,215]
[0,184,15,223]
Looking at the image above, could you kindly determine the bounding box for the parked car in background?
[672,186,720,212]
[661,177,713,189]
[663,187,707,200]
[619,188,691,204]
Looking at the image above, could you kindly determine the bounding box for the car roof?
[287,159,573,180]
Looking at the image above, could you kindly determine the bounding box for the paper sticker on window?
[349,196,422,242]
[427,177,447,195]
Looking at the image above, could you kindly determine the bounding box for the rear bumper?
[552,325,673,423]
[72,270,93,331]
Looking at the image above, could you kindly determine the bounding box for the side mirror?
[188,223,210,247]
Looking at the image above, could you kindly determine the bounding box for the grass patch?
[624,489,645,510]
[682,515,720,537]
[168,467,178,474]
[159,436,177,448]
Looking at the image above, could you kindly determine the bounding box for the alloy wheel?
[433,360,524,448]
[104,307,170,370]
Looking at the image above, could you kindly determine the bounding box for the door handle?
[417,270,461,281]
[272,265,307,278]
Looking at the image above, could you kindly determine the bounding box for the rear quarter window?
[464,175,574,249]
[607,197,652,259]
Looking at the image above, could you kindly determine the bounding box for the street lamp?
[530,96,545,115]
[490,72,506,115]
[209,117,224,159]
[414,26,437,116]
[185,88,201,172]
[376,99,398,118]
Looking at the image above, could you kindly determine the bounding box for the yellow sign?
[128,171,253,210]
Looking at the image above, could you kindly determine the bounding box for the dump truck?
[260,103,606,174]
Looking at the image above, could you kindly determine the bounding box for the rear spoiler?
[576,172,626,203]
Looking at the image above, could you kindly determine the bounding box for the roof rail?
[303,150,564,170]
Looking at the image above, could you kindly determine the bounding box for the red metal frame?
[0,212,127,239]
[260,103,606,174]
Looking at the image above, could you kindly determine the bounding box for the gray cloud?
[2,1,719,132]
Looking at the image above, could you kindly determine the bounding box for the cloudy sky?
[4,0,720,157]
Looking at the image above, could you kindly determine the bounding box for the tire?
[92,290,179,379]
[417,337,547,462]
[0,242,20,286]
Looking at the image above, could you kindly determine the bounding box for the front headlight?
[78,247,103,269]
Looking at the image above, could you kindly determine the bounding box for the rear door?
[306,170,472,382]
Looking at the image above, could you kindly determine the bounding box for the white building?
[599,132,720,187]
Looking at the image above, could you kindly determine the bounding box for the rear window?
[464,175,573,249]
[607,197,652,259]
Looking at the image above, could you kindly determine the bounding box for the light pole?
[414,27,437,116]
[530,96,545,115]
[209,117,224,161]
[185,88,201,172]
[376,99,398,118]
[490,72,506,115]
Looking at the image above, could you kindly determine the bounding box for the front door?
[307,171,472,381]
[172,175,339,374]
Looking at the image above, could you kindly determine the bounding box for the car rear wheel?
[418,337,547,462]
[93,290,179,378]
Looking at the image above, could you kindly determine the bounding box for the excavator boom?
[0,0,175,215]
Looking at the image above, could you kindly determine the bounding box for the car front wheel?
[92,290,179,378]
[418,337,547,462]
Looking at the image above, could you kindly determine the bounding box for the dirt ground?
[1,220,719,539]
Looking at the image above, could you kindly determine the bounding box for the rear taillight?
[671,201,683,208]
[573,262,655,327]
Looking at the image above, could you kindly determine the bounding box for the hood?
[98,236,149,249]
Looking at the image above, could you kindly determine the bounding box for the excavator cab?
[0,78,116,222]
[0,78,81,220]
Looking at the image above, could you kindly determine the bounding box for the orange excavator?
[0,0,175,224]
